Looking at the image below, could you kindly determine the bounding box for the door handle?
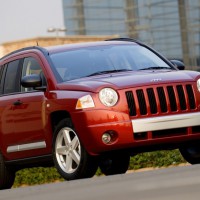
[13,100,23,106]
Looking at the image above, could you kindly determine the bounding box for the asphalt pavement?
[1,164,200,200]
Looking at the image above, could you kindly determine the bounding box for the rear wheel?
[0,152,15,190]
[179,144,200,164]
[99,153,130,175]
[53,119,98,180]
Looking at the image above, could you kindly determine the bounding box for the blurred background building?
[62,0,200,70]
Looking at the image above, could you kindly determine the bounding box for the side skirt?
[5,154,53,170]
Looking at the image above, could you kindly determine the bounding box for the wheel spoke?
[55,126,83,174]
[71,150,80,165]
[65,155,73,172]
[63,129,71,145]
[71,136,79,149]
[56,146,67,155]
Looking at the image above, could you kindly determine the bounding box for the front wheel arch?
[50,110,71,133]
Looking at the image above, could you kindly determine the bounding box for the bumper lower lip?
[132,112,200,133]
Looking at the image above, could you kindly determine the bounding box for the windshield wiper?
[139,66,171,70]
[87,69,132,77]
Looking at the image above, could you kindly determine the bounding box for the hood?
[57,70,200,92]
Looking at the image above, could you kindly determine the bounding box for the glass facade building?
[62,0,127,35]
[62,0,200,69]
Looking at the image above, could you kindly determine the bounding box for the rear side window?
[4,60,20,94]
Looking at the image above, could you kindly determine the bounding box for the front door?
[1,56,50,160]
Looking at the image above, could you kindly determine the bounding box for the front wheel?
[179,144,200,164]
[99,153,130,175]
[53,119,98,180]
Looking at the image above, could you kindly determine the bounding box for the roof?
[45,40,138,54]
[0,38,140,60]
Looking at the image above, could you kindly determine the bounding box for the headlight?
[197,79,200,92]
[76,95,95,109]
[99,88,118,107]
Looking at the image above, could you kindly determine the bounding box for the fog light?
[102,133,112,144]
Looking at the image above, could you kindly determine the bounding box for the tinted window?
[4,60,20,94]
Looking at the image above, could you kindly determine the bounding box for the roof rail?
[0,46,48,61]
[105,37,143,45]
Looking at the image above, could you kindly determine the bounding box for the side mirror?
[21,74,46,91]
[170,60,185,70]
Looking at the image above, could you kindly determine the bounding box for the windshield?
[50,44,173,82]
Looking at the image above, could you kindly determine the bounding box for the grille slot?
[136,89,147,115]
[126,84,196,116]
[176,85,186,110]
[186,85,196,109]
[125,91,136,116]
[147,88,157,114]
[157,87,167,113]
[167,86,177,111]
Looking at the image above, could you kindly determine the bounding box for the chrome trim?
[150,78,162,82]
[7,141,46,153]
[132,112,200,133]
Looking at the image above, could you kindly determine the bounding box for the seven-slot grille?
[126,84,196,116]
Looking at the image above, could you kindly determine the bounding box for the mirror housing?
[21,74,45,90]
[170,60,185,70]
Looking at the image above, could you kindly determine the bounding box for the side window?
[0,66,5,94]
[4,60,20,94]
[22,57,42,77]
[21,57,47,91]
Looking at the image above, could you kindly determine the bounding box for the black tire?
[0,152,15,190]
[99,153,130,175]
[179,144,200,164]
[53,119,98,180]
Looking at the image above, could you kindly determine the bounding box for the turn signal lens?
[76,95,95,109]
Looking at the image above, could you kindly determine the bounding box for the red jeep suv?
[0,38,200,189]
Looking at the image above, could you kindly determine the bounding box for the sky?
[0,0,64,44]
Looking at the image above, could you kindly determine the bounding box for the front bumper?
[72,110,200,155]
